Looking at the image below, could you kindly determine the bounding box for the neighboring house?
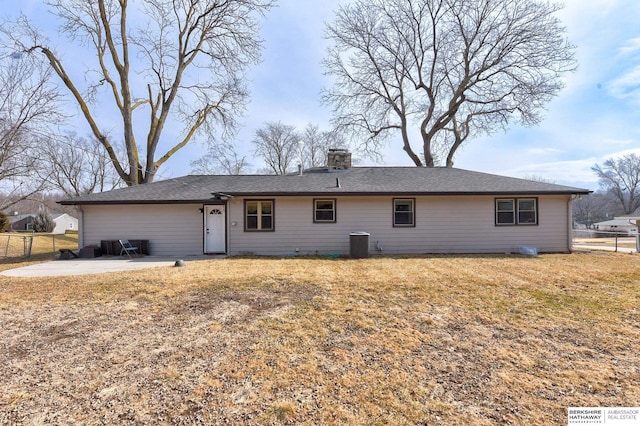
[594,217,640,236]
[60,151,590,256]
[5,212,78,234]
[7,214,35,231]
[52,213,79,235]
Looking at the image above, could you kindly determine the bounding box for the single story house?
[7,214,35,232]
[594,217,640,236]
[52,213,79,234]
[5,212,78,234]
[60,152,590,256]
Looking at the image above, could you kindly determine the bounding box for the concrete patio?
[0,256,213,278]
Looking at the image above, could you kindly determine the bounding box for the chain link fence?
[1,232,78,260]
[573,229,638,253]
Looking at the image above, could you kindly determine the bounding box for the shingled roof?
[59,167,590,205]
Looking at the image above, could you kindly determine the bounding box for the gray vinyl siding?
[77,195,571,257]
[80,204,203,256]
[227,194,571,255]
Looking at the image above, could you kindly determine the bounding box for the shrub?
[32,211,55,233]
[0,211,9,232]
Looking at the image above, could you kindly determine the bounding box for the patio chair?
[119,239,139,258]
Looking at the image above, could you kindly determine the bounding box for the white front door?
[204,205,226,253]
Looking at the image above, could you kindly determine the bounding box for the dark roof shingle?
[59,167,590,205]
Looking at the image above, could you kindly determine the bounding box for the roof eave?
[226,190,592,197]
[59,189,591,205]
[57,199,224,206]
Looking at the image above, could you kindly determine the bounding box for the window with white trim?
[495,198,538,225]
[245,200,274,231]
[314,199,336,223]
[393,198,415,227]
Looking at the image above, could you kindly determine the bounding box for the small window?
[314,199,336,223]
[496,198,537,226]
[245,200,274,231]
[496,199,515,225]
[393,198,415,227]
[517,199,537,224]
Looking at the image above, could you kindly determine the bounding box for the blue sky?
[5,0,640,190]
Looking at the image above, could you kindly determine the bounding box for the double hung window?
[314,199,336,223]
[393,199,415,227]
[245,200,274,231]
[495,198,538,225]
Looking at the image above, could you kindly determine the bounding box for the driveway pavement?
[0,256,208,278]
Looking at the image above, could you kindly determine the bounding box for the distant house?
[5,212,78,234]
[7,214,35,232]
[52,213,79,234]
[60,150,590,257]
[594,217,640,236]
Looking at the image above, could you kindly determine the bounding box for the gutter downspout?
[568,194,580,253]
[75,205,84,249]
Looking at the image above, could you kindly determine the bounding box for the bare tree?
[522,175,555,184]
[37,133,123,197]
[592,154,640,215]
[191,142,251,175]
[298,124,342,169]
[323,0,576,167]
[573,191,621,228]
[252,121,301,175]
[0,47,61,210]
[2,193,77,216]
[5,0,273,186]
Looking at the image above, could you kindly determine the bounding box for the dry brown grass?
[574,237,637,249]
[0,232,78,264]
[1,253,639,425]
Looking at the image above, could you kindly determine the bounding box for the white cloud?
[601,138,634,147]
[527,147,563,155]
[511,148,640,189]
[554,0,640,95]
[599,147,640,160]
[504,158,600,187]
[608,35,640,101]
[618,37,640,55]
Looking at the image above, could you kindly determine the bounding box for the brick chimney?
[327,149,352,170]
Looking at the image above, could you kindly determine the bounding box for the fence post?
[24,233,33,258]
[4,235,10,257]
